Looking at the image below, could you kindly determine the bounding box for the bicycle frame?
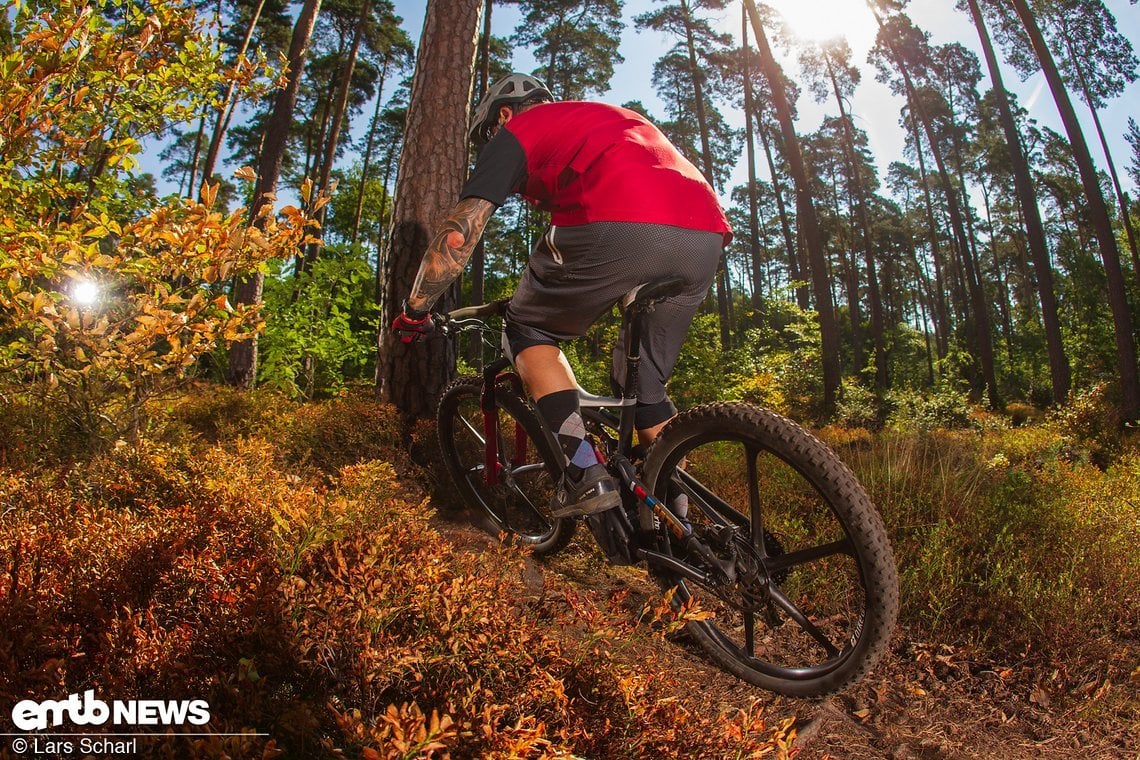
[437,289,899,695]
[453,278,695,545]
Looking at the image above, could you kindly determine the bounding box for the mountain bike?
[433,277,899,697]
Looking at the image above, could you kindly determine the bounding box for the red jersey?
[460,101,731,243]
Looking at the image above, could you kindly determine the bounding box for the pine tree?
[228,0,323,387]
[744,0,840,416]
[511,0,624,99]
[1003,0,1139,420]
[637,0,738,348]
[378,0,482,418]
[959,0,1070,403]
[801,38,888,391]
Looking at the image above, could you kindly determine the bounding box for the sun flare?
[762,0,878,47]
[72,280,99,306]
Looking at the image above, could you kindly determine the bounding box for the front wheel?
[641,403,898,697]
[437,375,574,554]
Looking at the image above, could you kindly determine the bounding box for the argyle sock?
[536,389,598,481]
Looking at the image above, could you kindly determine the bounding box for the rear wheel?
[642,402,898,696]
[437,375,574,554]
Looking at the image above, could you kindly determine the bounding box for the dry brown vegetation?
[0,386,1137,758]
[0,387,797,758]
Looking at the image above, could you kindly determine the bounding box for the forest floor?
[433,509,1140,760]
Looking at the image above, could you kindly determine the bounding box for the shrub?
[1005,401,1043,427]
[1049,381,1128,467]
[835,380,881,428]
[161,384,296,444]
[885,383,974,430]
[259,254,379,400]
[840,422,1140,663]
[0,0,304,455]
[281,391,408,475]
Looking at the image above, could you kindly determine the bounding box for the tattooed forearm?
[407,197,496,312]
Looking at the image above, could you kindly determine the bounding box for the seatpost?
[618,307,645,453]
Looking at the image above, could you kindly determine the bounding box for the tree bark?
[1009,0,1139,421]
[378,0,481,417]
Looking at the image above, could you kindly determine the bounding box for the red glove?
[392,301,435,344]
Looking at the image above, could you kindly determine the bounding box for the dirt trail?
[434,512,1139,760]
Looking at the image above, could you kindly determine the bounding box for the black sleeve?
[459,129,528,206]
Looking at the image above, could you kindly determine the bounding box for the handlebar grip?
[446,299,509,320]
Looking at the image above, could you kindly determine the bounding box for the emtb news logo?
[11,691,210,731]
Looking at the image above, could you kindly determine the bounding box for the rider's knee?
[502,319,559,363]
[635,397,676,430]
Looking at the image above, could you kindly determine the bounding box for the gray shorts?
[504,221,723,407]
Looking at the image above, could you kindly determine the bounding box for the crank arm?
[638,549,716,586]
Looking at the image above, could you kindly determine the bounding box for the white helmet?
[469,73,553,144]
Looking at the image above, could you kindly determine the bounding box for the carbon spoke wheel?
[437,376,574,554]
[642,403,898,697]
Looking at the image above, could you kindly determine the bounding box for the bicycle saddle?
[621,276,686,310]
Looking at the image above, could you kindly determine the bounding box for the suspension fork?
[480,357,527,486]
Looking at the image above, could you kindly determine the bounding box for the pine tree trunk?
[378,0,481,417]
[352,59,390,246]
[308,0,372,263]
[909,238,937,384]
[202,0,268,193]
[832,169,865,376]
[742,7,764,310]
[375,135,399,305]
[878,20,1000,405]
[1009,0,1139,421]
[745,0,839,415]
[227,0,323,388]
[1056,14,1140,291]
[757,114,806,309]
[186,114,206,199]
[965,0,1069,403]
[678,0,730,348]
[907,110,951,359]
[828,62,887,391]
[466,0,493,364]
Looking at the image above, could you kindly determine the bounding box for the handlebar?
[445,298,510,321]
[433,298,509,341]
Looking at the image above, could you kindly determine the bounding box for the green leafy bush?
[885,382,974,430]
[259,252,379,399]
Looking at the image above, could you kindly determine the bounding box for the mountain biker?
[393,73,731,519]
